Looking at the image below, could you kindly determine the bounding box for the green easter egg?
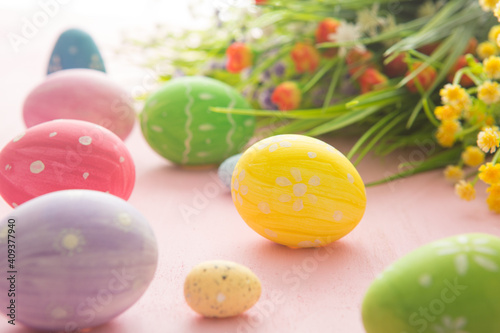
[362,233,500,333]
[140,76,255,166]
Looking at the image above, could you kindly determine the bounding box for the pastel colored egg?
[47,28,106,75]
[184,260,261,318]
[231,134,366,248]
[23,69,135,140]
[140,76,255,166]
[362,233,500,333]
[218,153,242,189]
[0,119,135,207]
[0,190,158,331]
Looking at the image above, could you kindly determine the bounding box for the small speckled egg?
[0,119,135,207]
[140,76,255,166]
[184,260,261,318]
[362,233,500,333]
[218,153,242,189]
[23,69,135,140]
[0,190,158,331]
[232,134,366,248]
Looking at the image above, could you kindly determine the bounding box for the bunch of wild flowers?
[125,0,500,212]
[435,10,500,213]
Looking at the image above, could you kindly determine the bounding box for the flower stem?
[492,149,500,165]
[302,58,338,94]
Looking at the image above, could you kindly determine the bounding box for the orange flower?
[226,42,253,74]
[271,82,302,111]
[405,62,437,93]
[255,0,267,4]
[357,68,389,94]
[315,18,341,58]
[346,48,374,76]
[384,53,408,78]
[290,42,321,73]
[447,55,476,87]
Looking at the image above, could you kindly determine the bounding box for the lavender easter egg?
[0,190,158,331]
[0,119,135,207]
[140,76,255,166]
[23,69,135,140]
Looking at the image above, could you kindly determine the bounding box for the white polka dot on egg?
[30,160,45,174]
[78,136,92,145]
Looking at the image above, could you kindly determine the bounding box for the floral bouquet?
[124,0,500,213]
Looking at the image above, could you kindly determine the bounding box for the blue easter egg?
[47,28,105,75]
[218,153,242,189]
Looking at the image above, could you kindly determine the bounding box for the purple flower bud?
[258,86,278,110]
[273,62,286,77]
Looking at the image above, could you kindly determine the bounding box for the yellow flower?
[444,165,464,183]
[480,0,499,11]
[434,105,461,121]
[489,25,500,43]
[461,146,485,167]
[479,163,500,184]
[455,180,476,201]
[479,0,498,12]
[478,81,500,104]
[495,2,500,21]
[439,84,471,112]
[483,56,500,79]
[477,41,498,60]
[486,184,500,213]
[436,120,461,148]
[477,126,500,153]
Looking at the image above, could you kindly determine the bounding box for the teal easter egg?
[362,233,500,333]
[47,28,105,75]
[218,153,242,189]
[140,77,255,166]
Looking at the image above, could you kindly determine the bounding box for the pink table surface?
[1,3,499,333]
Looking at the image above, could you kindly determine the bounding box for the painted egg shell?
[218,153,242,189]
[47,28,106,75]
[0,190,158,331]
[232,134,366,248]
[184,260,261,318]
[23,69,135,140]
[0,119,135,207]
[362,233,500,333]
[140,76,255,166]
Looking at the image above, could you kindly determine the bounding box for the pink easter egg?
[23,69,136,140]
[0,119,135,207]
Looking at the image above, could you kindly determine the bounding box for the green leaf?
[366,147,462,186]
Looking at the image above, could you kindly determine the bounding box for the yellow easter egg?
[231,134,366,248]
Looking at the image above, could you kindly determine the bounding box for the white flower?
[356,4,385,36]
[327,21,364,57]
[433,235,499,276]
[433,316,468,333]
[418,0,446,18]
